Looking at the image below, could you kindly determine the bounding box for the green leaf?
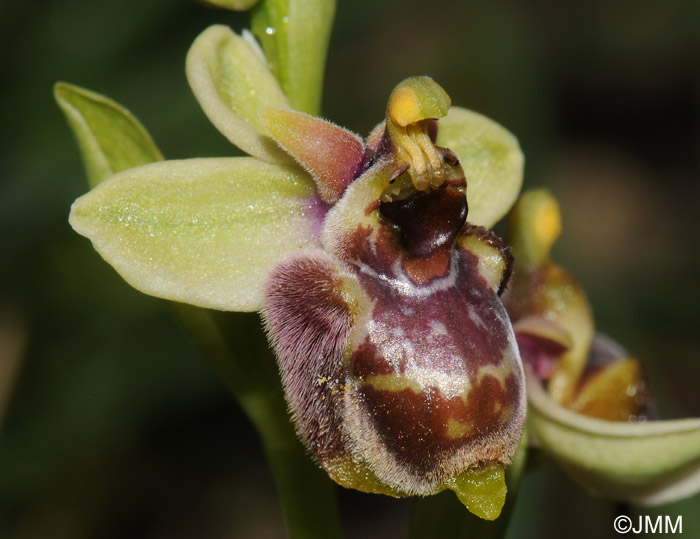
[69,158,322,312]
[198,0,260,10]
[54,82,164,188]
[436,106,524,229]
[527,374,700,505]
[251,0,336,115]
[186,25,292,163]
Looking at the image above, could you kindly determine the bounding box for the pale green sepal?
[251,0,336,115]
[198,0,260,10]
[54,82,164,188]
[437,106,524,228]
[527,373,700,505]
[186,25,292,163]
[69,158,321,312]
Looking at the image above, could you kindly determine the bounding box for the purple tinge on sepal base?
[260,108,366,204]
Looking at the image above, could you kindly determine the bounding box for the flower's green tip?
[445,466,507,520]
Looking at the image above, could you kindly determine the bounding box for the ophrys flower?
[65,25,526,520]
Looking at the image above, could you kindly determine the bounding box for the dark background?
[1,0,699,537]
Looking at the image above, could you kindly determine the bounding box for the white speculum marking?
[367,318,472,400]
[356,252,460,298]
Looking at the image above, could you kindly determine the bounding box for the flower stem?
[169,304,343,539]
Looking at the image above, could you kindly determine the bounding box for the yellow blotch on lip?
[446,418,473,439]
[445,466,507,520]
[362,374,422,393]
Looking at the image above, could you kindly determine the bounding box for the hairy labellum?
[262,77,526,517]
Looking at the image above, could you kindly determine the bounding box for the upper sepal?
[69,157,323,312]
[186,25,292,163]
[55,82,163,187]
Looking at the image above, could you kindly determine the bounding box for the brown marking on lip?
[351,340,395,378]
[357,371,521,476]
[401,247,451,286]
[346,224,403,279]
[365,199,380,216]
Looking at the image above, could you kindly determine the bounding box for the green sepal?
[186,25,292,163]
[527,373,700,505]
[251,0,336,115]
[69,158,321,312]
[436,106,523,228]
[54,82,164,188]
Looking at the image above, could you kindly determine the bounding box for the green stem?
[169,303,343,539]
[408,445,528,539]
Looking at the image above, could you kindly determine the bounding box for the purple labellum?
[263,177,525,497]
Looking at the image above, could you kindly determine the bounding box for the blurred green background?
[1,0,699,537]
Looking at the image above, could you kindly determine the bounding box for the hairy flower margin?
[58,0,700,525]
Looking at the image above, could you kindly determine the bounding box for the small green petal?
[436,106,523,228]
[198,0,260,10]
[251,0,336,115]
[186,25,292,163]
[527,374,700,505]
[54,82,164,188]
[69,158,321,312]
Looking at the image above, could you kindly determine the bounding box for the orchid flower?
[61,23,526,517]
[56,0,700,534]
